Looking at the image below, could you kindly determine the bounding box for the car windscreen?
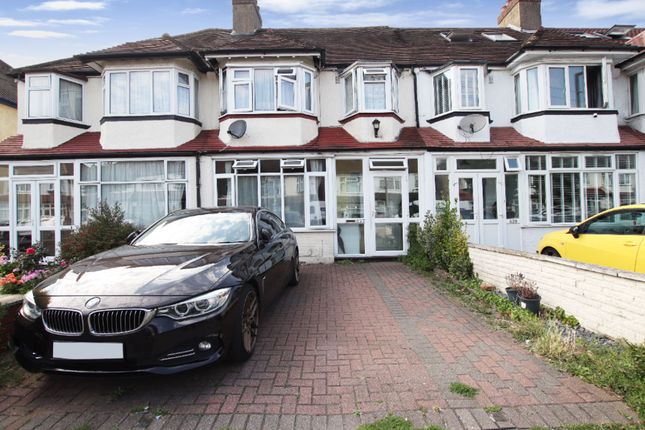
[134,212,253,246]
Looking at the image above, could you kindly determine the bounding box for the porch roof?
[0,126,644,159]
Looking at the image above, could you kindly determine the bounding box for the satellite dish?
[228,120,247,139]
[458,114,488,135]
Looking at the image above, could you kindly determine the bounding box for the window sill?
[511,109,618,123]
[22,118,90,130]
[426,110,490,125]
[100,115,202,126]
[339,111,404,125]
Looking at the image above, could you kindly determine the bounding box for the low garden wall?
[469,244,645,344]
[0,295,22,351]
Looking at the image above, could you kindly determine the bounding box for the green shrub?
[401,224,434,272]
[60,202,137,263]
[416,200,473,280]
[449,382,479,398]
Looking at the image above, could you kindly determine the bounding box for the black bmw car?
[13,207,300,374]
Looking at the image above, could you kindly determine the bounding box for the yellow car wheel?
[541,247,561,258]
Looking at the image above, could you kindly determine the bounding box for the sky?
[0,0,644,68]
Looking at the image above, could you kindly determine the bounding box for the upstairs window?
[26,74,83,123]
[105,69,198,118]
[342,64,399,116]
[432,66,484,116]
[548,65,604,109]
[223,66,316,115]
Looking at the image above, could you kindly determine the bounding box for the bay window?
[26,74,84,122]
[548,65,603,109]
[526,68,539,111]
[214,158,329,229]
[431,66,484,116]
[434,72,451,115]
[79,160,189,228]
[342,64,398,115]
[105,69,198,118]
[223,66,316,114]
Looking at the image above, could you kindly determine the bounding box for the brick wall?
[470,244,645,344]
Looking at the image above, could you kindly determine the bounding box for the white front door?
[455,174,502,246]
[13,181,57,255]
[367,172,407,256]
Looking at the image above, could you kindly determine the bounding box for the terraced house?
[1,0,644,263]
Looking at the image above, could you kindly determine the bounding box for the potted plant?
[516,279,540,315]
[505,273,524,304]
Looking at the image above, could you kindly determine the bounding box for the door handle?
[624,241,638,247]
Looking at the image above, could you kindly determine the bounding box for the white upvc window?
[214,157,329,229]
[341,64,398,116]
[547,64,605,109]
[224,65,317,115]
[431,66,484,116]
[524,153,637,225]
[104,68,198,118]
[25,73,84,123]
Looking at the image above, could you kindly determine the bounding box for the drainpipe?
[412,67,420,128]
[195,152,202,208]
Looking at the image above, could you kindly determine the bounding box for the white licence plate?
[52,342,124,360]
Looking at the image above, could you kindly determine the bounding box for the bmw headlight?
[157,288,232,320]
[20,290,42,321]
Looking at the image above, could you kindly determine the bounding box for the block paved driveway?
[0,262,638,430]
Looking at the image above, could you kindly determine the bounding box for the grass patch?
[0,350,25,389]
[449,382,478,398]
[484,405,502,413]
[427,272,645,421]
[357,415,446,430]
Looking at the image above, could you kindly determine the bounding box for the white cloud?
[8,30,74,38]
[26,1,106,12]
[181,8,207,15]
[576,0,645,20]
[47,17,106,26]
[0,17,41,27]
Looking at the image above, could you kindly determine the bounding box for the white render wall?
[470,244,645,344]
[294,231,335,264]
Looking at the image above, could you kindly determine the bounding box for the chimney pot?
[497,0,541,31]
[232,0,262,35]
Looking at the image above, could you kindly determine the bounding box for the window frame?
[431,65,485,117]
[341,64,398,117]
[103,68,198,119]
[629,72,641,116]
[214,157,331,230]
[25,73,85,124]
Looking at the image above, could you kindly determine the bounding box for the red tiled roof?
[1,126,643,159]
[419,126,645,151]
[0,132,226,158]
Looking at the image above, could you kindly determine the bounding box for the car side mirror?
[259,228,272,245]
[569,226,580,239]
[126,230,141,244]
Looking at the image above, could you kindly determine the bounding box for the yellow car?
[537,204,645,273]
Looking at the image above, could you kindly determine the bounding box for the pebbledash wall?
[470,244,645,344]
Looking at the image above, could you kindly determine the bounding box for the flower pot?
[518,295,541,315]
[505,287,519,304]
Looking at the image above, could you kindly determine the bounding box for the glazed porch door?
[14,181,57,255]
[455,175,502,247]
[368,172,407,256]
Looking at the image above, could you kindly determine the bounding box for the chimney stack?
[232,0,262,35]
[497,0,542,31]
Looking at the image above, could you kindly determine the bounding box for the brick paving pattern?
[0,262,639,429]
